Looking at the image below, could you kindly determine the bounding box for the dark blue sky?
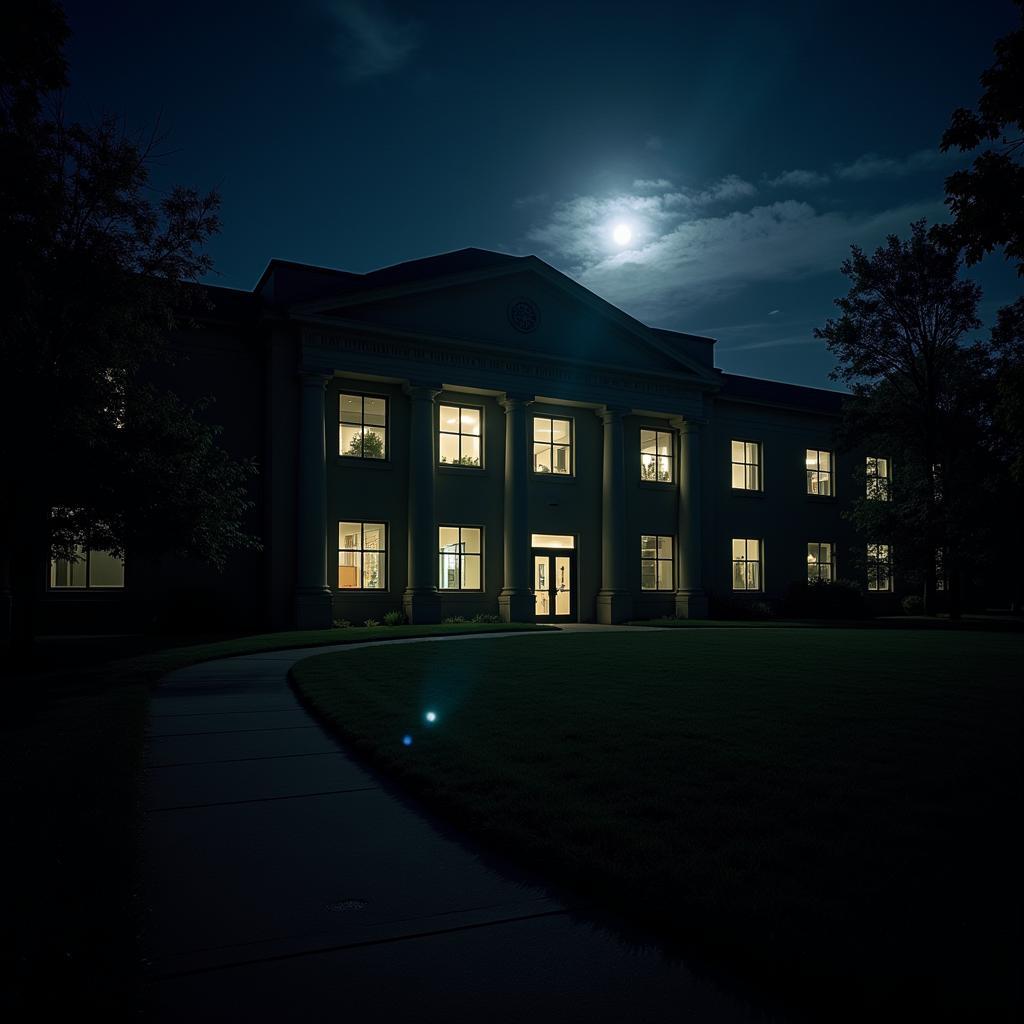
[63,0,1021,387]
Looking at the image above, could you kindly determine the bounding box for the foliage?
[901,595,925,615]
[346,431,384,459]
[782,578,866,619]
[441,455,480,467]
[382,609,407,626]
[363,618,380,627]
[940,2,1024,274]
[332,618,351,629]
[442,615,467,624]
[470,612,502,623]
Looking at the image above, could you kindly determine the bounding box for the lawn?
[291,628,1023,1016]
[2,621,550,1017]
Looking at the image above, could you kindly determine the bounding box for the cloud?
[768,168,830,188]
[727,334,819,352]
[834,148,957,181]
[513,192,549,209]
[326,1,421,78]
[768,309,781,316]
[633,178,675,190]
[699,174,756,203]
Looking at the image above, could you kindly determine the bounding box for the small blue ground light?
[402,735,413,747]
[425,711,437,724]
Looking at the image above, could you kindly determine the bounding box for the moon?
[612,223,632,246]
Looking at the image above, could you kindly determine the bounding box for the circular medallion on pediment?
[507,297,540,333]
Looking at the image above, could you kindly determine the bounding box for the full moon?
[612,223,632,246]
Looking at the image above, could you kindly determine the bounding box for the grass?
[2,620,550,1017]
[291,628,1023,1017]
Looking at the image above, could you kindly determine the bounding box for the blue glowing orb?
[402,735,413,747]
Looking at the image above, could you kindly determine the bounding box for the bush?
[442,615,466,624]
[383,610,407,626]
[782,579,866,620]
[471,613,502,624]
[332,618,351,629]
[363,618,380,627]
[901,595,924,615]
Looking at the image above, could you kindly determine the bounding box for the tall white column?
[294,371,333,628]
[402,383,441,623]
[596,406,632,624]
[671,417,708,618]
[498,394,534,622]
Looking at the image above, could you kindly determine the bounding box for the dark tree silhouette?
[0,3,259,657]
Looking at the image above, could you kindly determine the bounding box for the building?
[44,248,901,631]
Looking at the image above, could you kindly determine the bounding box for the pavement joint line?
[149,907,572,982]
[147,724,319,739]
[147,785,379,812]
[145,750,342,770]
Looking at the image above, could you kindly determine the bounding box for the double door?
[533,550,575,621]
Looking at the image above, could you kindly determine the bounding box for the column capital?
[403,380,442,400]
[669,415,708,433]
[595,405,631,424]
[499,392,535,411]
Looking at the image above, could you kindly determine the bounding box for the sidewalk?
[142,630,774,1022]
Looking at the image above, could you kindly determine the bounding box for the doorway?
[531,534,576,622]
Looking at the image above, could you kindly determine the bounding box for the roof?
[718,373,847,415]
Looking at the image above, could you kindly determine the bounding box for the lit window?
[438,526,482,590]
[533,416,572,475]
[732,538,762,591]
[338,522,387,589]
[340,394,387,459]
[866,543,893,592]
[866,457,891,500]
[641,535,674,590]
[640,429,673,482]
[807,542,834,582]
[731,440,761,490]
[806,449,833,496]
[49,546,125,589]
[439,404,482,467]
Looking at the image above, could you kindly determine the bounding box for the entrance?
[531,534,576,622]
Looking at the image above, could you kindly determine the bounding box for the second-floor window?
[807,542,834,582]
[640,429,673,482]
[806,449,833,496]
[533,416,572,475]
[641,534,674,590]
[340,394,387,460]
[731,440,762,491]
[439,404,482,467]
[866,457,891,500]
[867,543,893,592]
[438,526,482,590]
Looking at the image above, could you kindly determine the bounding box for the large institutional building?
[45,248,901,629]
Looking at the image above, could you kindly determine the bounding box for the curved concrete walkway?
[142,628,777,1023]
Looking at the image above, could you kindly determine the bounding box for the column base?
[596,589,633,625]
[498,589,535,623]
[403,588,441,624]
[294,587,333,629]
[674,590,708,619]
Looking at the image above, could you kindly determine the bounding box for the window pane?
[363,523,385,550]
[339,522,362,549]
[439,526,460,550]
[656,560,672,590]
[731,440,744,461]
[534,417,551,442]
[748,563,760,590]
[362,427,385,459]
[640,429,657,457]
[657,536,673,559]
[461,407,481,436]
[362,551,384,589]
[531,533,575,549]
[533,442,552,473]
[641,535,657,558]
[89,549,124,588]
[338,551,360,589]
[440,553,459,589]
[551,419,571,445]
[745,465,759,490]
[439,434,460,464]
[340,424,363,457]
[731,465,746,489]
[745,442,759,465]
[461,527,481,554]
[363,397,386,426]
[748,539,760,559]
[657,455,672,482]
[732,538,745,558]
[461,554,482,590]
[340,394,362,424]
[733,562,745,590]
[553,445,571,474]
[819,473,832,496]
[656,432,672,457]
[460,435,481,465]
[819,451,831,472]
[439,406,460,431]
[641,561,657,590]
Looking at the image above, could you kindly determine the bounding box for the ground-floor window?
[439,526,482,590]
[641,535,674,590]
[807,542,834,582]
[732,538,762,591]
[866,543,893,592]
[338,522,387,589]
[49,546,125,589]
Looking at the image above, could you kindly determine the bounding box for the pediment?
[295,261,715,383]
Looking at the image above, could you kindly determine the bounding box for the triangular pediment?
[293,256,717,383]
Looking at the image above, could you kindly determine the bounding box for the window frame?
[438,402,484,469]
[639,427,675,484]
[337,520,388,591]
[48,545,126,590]
[532,414,574,476]
[805,448,834,497]
[866,456,891,501]
[731,537,763,591]
[640,534,675,591]
[866,542,893,592]
[806,541,835,582]
[438,525,484,592]
[730,439,763,492]
[339,392,389,461]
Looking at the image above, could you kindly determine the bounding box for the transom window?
[439,526,482,590]
[439,404,482,467]
[533,416,572,475]
[338,521,387,590]
[806,449,833,496]
[867,543,893,592]
[641,535,674,590]
[866,457,891,500]
[732,538,762,591]
[731,440,762,490]
[49,546,124,589]
[640,429,674,483]
[339,394,387,459]
[807,542,834,582]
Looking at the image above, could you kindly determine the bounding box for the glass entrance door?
[533,551,575,621]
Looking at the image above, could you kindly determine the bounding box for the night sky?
[63,0,1021,387]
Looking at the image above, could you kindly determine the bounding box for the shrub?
[901,594,924,615]
[749,601,775,620]
[363,618,380,627]
[332,618,351,629]
[383,610,407,626]
[442,615,466,624]
[471,613,502,624]
[782,579,866,620]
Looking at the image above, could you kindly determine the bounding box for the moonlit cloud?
[768,309,781,316]
[513,192,549,208]
[327,1,421,79]
[833,148,958,181]
[633,178,675,190]
[767,168,830,188]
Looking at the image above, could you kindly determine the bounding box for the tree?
[0,3,259,656]
[940,2,1024,274]
[815,221,988,616]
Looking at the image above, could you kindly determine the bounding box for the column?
[402,383,441,623]
[596,406,632,624]
[672,417,708,618]
[498,394,534,622]
[293,371,333,629]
